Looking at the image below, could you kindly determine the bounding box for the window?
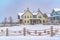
[27,21,29,23]
[27,16,29,18]
[53,17,55,20]
[25,16,26,18]
[38,16,41,18]
[25,20,26,23]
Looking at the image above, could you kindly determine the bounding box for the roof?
[18,12,37,16]
[32,13,37,15]
[54,8,60,11]
[50,15,59,17]
[46,13,51,17]
[43,14,48,18]
[18,8,42,16]
[18,13,24,19]
[18,13,24,16]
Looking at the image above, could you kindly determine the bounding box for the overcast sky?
[0,0,60,22]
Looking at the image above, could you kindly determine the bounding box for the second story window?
[24,15,32,18]
[25,16,26,18]
[27,16,29,18]
[38,16,41,18]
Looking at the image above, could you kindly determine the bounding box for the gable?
[36,10,43,18]
[51,9,60,16]
[43,14,48,18]
[22,9,33,18]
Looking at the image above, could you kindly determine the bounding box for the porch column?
[36,20,37,24]
[32,20,33,24]
[42,19,43,24]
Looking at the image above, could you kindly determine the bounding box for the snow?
[0,24,60,40]
[0,24,52,30]
[54,8,60,11]
[18,13,23,19]
[32,13,37,15]
[46,13,51,17]
[0,36,60,40]
[18,12,37,16]
[18,13,24,16]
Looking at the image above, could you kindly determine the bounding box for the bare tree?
[4,17,7,26]
[9,16,13,26]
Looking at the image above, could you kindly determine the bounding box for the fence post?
[38,32,41,36]
[44,29,46,33]
[23,27,26,36]
[6,28,8,36]
[51,26,54,37]
[35,30,37,34]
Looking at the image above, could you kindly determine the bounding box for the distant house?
[50,8,60,23]
[18,8,48,25]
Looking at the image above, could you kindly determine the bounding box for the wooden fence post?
[44,29,46,33]
[6,28,8,36]
[47,31,50,34]
[35,30,37,34]
[23,27,26,36]
[51,26,54,37]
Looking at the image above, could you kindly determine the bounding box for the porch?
[30,18,42,24]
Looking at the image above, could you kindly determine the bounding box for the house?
[18,8,48,25]
[49,8,60,23]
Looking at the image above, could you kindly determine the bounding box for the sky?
[0,0,60,22]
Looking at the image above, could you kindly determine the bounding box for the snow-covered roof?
[54,8,60,11]
[50,15,59,17]
[18,12,37,16]
[32,13,37,15]
[46,13,51,17]
[18,13,24,16]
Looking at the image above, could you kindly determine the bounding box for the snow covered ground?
[0,36,60,40]
[0,24,60,40]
